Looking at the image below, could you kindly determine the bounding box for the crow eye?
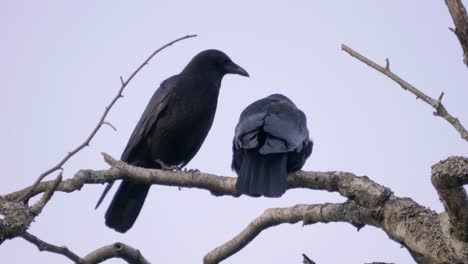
[219,59,230,69]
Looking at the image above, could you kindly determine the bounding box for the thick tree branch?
[16,34,197,203]
[432,156,468,241]
[445,0,468,67]
[290,170,392,209]
[20,232,84,263]
[380,197,459,263]
[341,44,468,142]
[83,242,151,264]
[2,153,392,213]
[205,196,461,263]
[2,154,465,263]
[203,201,381,264]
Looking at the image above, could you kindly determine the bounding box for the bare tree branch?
[21,232,151,264]
[2,154,466,263]
[381,197,461,263]
[30,173,62,215]
[445,0,468,67]
[1,168,121,201]
[2,153,393,212]
[20,232,84,263]
[204,201,380,264]
[432,156,468,241]
[16,34,197,202]
[341,44,468,142]
[0,176,64,244]
[205,195,461,263]
[83,242,151,264]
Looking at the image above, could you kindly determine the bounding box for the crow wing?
[234,94,309,154]
[120,75,177,162]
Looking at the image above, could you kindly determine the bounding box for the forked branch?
[341,44,468,142]
[16,34,197,202]
[20,232,84,263]
[2,154,465,263]
[21,232,151,264]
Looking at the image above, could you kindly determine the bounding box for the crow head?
[184,49,249,78]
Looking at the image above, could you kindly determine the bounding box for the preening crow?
[97,49,249,233]
[232,94,313,197]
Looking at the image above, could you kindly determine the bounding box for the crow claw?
[155,159,180,171]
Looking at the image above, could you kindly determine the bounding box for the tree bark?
[445,0,468,67]
[3,154,467,263]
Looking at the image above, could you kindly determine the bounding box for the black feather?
[105,180,151,233]
[232,94,313,197]
[97,50,248,232]
[236,149,288,197]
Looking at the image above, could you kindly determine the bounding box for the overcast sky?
[1,1,468,263]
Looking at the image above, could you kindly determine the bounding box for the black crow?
[231,94,312,197]
[97,49,249,233]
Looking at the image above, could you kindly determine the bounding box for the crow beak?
[225,62,250,77]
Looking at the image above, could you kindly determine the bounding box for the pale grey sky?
[1,1,467,263]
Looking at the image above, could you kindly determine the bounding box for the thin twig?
[102,121,117,131]
[20,232,84,263]
[17,34,197,202]
[341,44,468,142]
[30,173,62,215]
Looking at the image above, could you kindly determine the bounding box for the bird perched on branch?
[96,49,249,233]
[232,94,313,197]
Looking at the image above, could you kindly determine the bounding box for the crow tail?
[236,150,288,197]
[104,180,151,233]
